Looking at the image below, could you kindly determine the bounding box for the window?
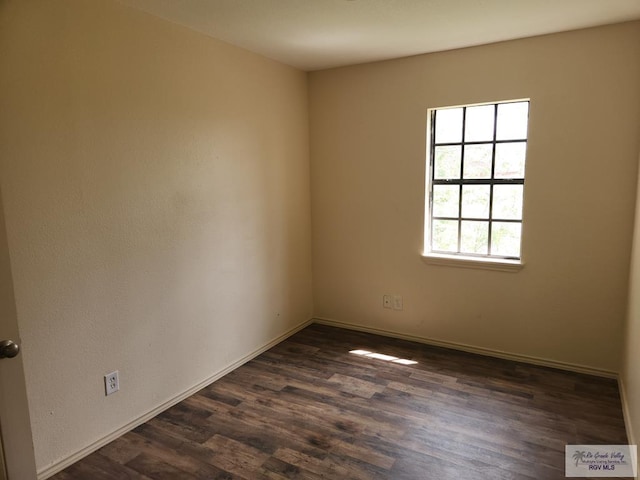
[424,100,529,265]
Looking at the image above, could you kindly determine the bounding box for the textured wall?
[622,150,640,446]
[309,22,640,372]
[0,0,312,471]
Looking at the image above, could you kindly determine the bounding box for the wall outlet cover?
[393,295,403,311]
[104,371,119,396]
[383,295,392,309]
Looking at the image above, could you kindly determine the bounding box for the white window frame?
[422,99,529,272]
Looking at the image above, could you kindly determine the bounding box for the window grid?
[428,101,528,260]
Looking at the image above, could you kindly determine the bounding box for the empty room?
[1,0,640,479]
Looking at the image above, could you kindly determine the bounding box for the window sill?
[421,253,524,272]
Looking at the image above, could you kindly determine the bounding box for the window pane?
[434,146,461,179]
[463,144,492,179]
[495,142,526,179]
[461,221,488,255]
[464,105,494,142]
[491,222,522,257]
[496,102,528,140]
[461,185,490,219]
[493,185,523,220]
[435,108,462,143]
[432,220,458,252]
[432,185,459,217]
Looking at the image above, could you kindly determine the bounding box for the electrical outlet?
[383,295,392,309]
[104,371,119,396]
[393,295,403,311]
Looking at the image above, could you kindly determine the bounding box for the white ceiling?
[118,0,640,71]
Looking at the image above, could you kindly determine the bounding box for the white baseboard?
[37,318,314,480]
[619,377,637,445]
[313,317,618,379]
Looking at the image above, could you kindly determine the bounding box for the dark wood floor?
[51,324,628,480]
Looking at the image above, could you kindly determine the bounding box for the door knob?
[0,340,19,359]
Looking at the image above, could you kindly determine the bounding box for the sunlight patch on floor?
[349,349,418,365]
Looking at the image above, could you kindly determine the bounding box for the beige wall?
[622,149,640,447]
[0,0,312,473]
[309,22,640,373]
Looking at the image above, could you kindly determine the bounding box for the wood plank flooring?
[50,324,628,479]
